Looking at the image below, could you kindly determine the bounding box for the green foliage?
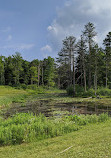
[97,87,111,97]
[12,94,27,103]
[12,52,23,85]
[66,85,111,97]
[29,66,38,84]
[66,85,84,96]
[27,84,38,90]
[20,84,27,90]
[66,85,74,96]
[83,88,95,97]
[0,56,5,85]
[0,86,27,108]
[83,87,111,97]
[65,113,109,125]
[27,85,45,94]
[0,113,109,146]
[43,56,55,87]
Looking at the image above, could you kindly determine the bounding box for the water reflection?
[3,100,111,118]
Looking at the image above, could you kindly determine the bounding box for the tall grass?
[0,113,109,146]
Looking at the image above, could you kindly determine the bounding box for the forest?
[0,22,111,97]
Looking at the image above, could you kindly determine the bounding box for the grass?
[0,113,108,146]
[0,120,111,158]
[34,92,111,107]
[0,86,26,96]
[0,86,65,109]
[0,86,28,109]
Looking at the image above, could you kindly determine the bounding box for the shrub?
[97,88,111,97]
[20,84,27,90]
[83,88,95,97]
[27,84,38,90]
[66,84,86,97]
[66,85,74,96]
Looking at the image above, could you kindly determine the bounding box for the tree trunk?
[106,62,108,88]
[42,67,44,85]
[94,55,97,96]
[73,56,75,97]
[38,65,40,86]
[58,77,60,88]
[80,65,83,86]
[88,42,91,88]
[83,66,86,92]
[69,50,72,86]
[81,48,86,92]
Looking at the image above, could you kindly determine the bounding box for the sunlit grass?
[0,120,111,158]
[0,86,27,108]
[0,86,26,96]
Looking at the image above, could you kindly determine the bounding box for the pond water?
[3,99,111,118]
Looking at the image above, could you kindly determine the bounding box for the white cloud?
[41,45,52,52]
[47,26,53,31]
[0,43,35,50]
[48,0,111,50]
[6,35,12,41]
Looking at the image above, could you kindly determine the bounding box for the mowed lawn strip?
[0,120,111,158]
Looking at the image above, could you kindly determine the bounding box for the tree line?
[57,22,111,96]
[0,53,55,87]
[0,22,111,95]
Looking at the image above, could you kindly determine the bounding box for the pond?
[3,99,111,118]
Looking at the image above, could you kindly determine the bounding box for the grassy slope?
[0,86,27,108]
[0,120,111,158]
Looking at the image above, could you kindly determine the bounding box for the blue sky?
[0,0,111,61]
[0,0,66,60]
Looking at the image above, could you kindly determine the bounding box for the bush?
[27,84,38,90]
[66,85,85,97]
[66,85,111,97]
[66,85,74,96]
[83,88,95,97]
[97,88,111,97]
[20,84,27,90]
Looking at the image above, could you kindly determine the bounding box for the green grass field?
[0,120,111,158]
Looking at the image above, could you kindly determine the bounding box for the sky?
[0,0,111,61]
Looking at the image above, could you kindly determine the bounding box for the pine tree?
[103,32,111,88]
[57,36,76,95]
[76,35,87,91]
[83,22,97,88]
